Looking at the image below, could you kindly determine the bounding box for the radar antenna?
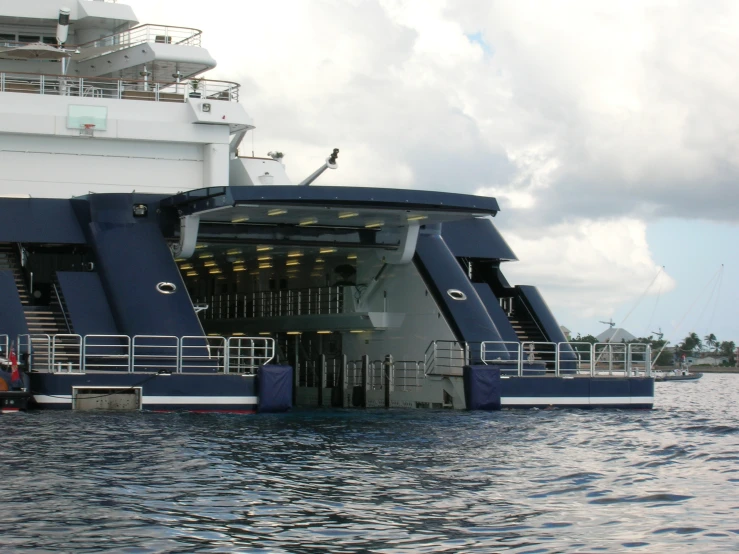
[599,318,615,329]
[651,327,664,340]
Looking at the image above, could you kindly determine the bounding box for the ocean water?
[1,374,738,553]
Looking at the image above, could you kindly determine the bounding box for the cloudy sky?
[127,0,738,346]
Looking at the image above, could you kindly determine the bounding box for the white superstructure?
[0,0,291,197]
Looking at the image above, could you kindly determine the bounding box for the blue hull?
[500,376,654,409]
[30,372,258,413]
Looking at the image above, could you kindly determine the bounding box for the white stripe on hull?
[501,396,653,406]
[33,395,258,405]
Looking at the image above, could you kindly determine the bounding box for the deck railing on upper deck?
[0,71,239,102]
[76,24,202,57]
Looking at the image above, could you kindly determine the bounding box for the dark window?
[19,34,40,43]
[42,36,57,45]
[0,33,16,42]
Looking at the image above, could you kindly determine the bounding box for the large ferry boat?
[0,0,654,412]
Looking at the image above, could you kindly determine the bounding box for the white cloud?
[123,0,737,328]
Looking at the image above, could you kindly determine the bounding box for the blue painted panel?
[56,272,118,336]
[0,199,85,244]
[442,218,517,260]
[630,378,654,398]
[502,376,591,398]
[257,365,293,413]
[414,232,508,361]
[31,372,256,397]
[0,270,28,341]
[463,365,501,410]
[590,378,630,398]
[85,194,203,338]
[163,186,501,216]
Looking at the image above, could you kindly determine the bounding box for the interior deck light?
[287,252,303,258]
[256,245,273,252]
[347,254,358,260]
[196,244,207,249]
[319,247,337,254]
[186,271,198,277]
[299,217,318,226]
[314,258,325,264]
[226,249,243,255]
[365,221,383,228]
[267,208,287,216]
[407,214,428,221]
[286,260,300,266]
[349,330,364,333]
[208,268,222,274]
[180,263,194,270]
[286,331,302,335]
[258,263,273,269]
[257,256,272,261]
[338,212,359,219]
[204,261,217,267]
[198,253,214,259]
[231,216,249,223]
[316,330,332,334]
[233,266,247,272]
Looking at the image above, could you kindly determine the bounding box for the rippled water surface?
[1,374,738,552]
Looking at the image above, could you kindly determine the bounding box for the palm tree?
[705,333,718,353]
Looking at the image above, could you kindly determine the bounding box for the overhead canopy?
[0,43,71,60]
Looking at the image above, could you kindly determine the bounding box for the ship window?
[447,289,466,301]
[156,282,177,294]
[0,33,16,43]
[19,35,40,43]
[42,36,57,45]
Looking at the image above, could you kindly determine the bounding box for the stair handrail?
[52,282,72,334]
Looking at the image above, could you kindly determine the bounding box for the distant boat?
[654,369,703,382]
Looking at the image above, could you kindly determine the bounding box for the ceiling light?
[347,254,357,260]
[256,245,273,252]
[267,208,287,216]
[204,261,217,267]
[231,216,249,223]
[233,266,247,272]
[209,268,222,274]
[314,258,325,264]
[232,258,245,264]
[365,221,383,228]
[299,217,318,226]
[407,214,428,221]
[186,271,198,277]
[195,244,207,249]
[232,332,245,336]
[286,260,300,266]
[287,252,303,258]
[257,256,272,261]
[338,211,359,219]
[198,253,214,259]
[286,331,302,335]
[259,263,272,269]
[249,271,260,275]
[226,249,242,255]
[258,332,271,336]
[349,330,364,333]
[319,247,337,254]
[316,330,332,334]
[180,263,193,270]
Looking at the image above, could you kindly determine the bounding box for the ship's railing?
[196,287,345,320]
[342,356,424,392]
[477,340,652,377]
[0,334,8,359]
[424,340,469,376]
[11,334,274,374]
[77,24,202,55]
[0,71,239,102]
